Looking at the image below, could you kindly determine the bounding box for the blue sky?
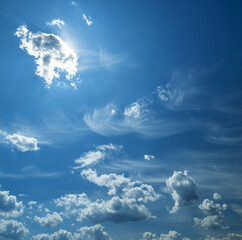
[0,0,242,239]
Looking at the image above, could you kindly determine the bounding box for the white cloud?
[142,231,191,240]
[74,144,122,168]
[213,193,221,200]
[166,171,198,213]
[0,219,29,240]
[15,25,78,87]
[32,229,72,240]
[34,212,63,227]
[32,225,111,240]
[84,103,189,138]
[75,224,111,240]
[0,191,24,218]
[194,215,228,230]
[205,233,242,240]
[144,154,155,161]
[5,133,39,152]
[82,14,93,26]
[194,198,228,230]
[124,101,147,119]
[55,169,160,223]
[47,19,65,28]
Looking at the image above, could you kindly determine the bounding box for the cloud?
[166,171,199,213]
[0,191,24,218]
[213,193,221,200]
[205,233,242,240]
[84,102,190,138]
[194,198,228,230]
[55,170,160,223]
[34,212,63,227]
[194,215,228,230]
[47,19,65,28]
[144,154,155,161]
[82,14,93,26]
[32,229,72,240]
[75,224,111,240]
[0,219,29,240]
[5,133,39,152]
[142,231,191,240]
[32,225,111,240]
[15,25,78,86]
[156,69,203,111]
[74,144,122,168]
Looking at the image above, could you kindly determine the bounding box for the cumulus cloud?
[75,224,111,240]
[0,191,24,218]
[205,233,242,240]
[213,193,221,200]
[55,170,160,223]
[34,212,63,227]
[5,133,39,152]
[142,231,190,240]
[82,14,93,26]
[166,171,198,213]
[47,19,65,28]
[194,198,228,230]
[74,144,122,168]
[32,225,111,240]
[144,154,155,161]
[15,24,78,86]
[0,219,29,240]
[32,229,72,240]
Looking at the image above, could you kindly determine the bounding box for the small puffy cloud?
[5,133,39,152]
[213,193,221,200]
[32,229,72,240]
[34,212,63,227]
[74,144,122,168]
[47,19,65,28]
[0,191,24,218]
[15,25,78,86]
[75,224,111,240]
[205,233,242,240]
[0,219,29,240]
[142,231,191,240]
[144,154,155,161]
[166,171,198,213]
[194,198,228,230]
[82,14,93,26]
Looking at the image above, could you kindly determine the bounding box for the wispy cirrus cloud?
[82,14,93,26]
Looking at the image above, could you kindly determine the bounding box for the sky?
[0,0,242,239]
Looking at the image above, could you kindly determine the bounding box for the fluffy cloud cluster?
[0,219,29,240]
[0,191,24,218]
[194,197,228,230]
[205,233,242,240]
[32,225,111,240]
[55,170,160,223]
[15,25,78,86]
[166,171,198,213]
[74,144,122,168]
[34,212,63,227]
[5,133,39,152]
[124,101,148,119]
[142,231,190,240]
